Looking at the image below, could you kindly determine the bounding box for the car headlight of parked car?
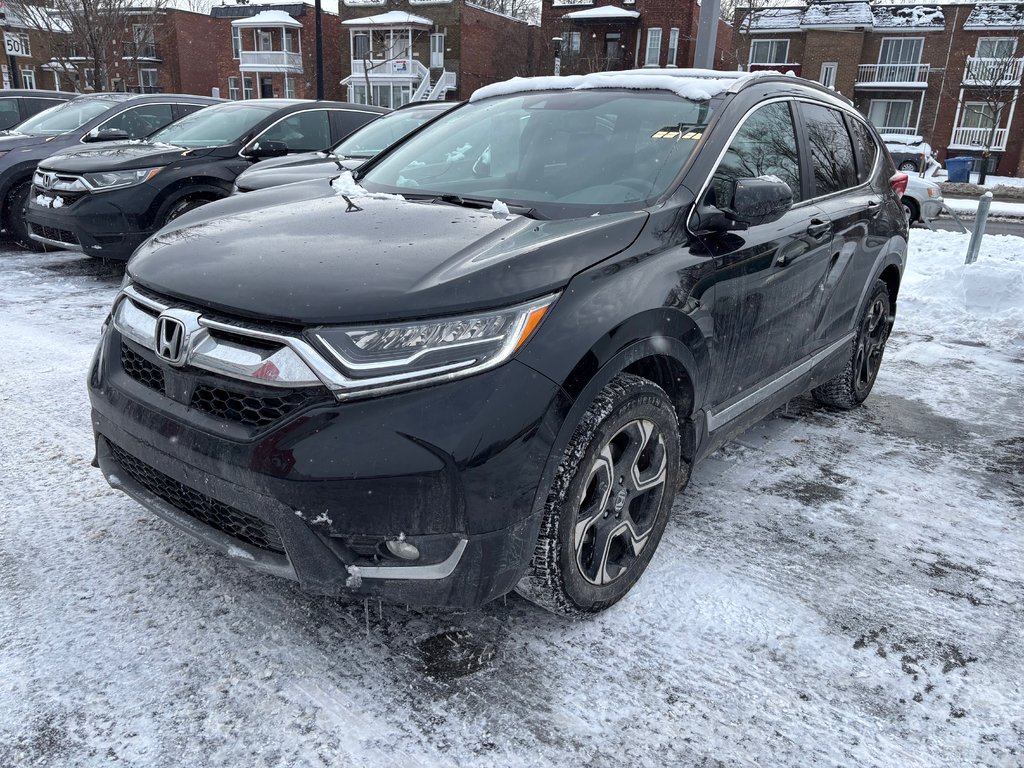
[83,167,163,190]
[927,187,941,198]
[311,295,557,394]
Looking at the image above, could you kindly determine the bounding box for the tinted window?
[101,104,174,138]
[847,117,879,185]
[15,99,113,136]
[259,110,331,151]
[802,103,858,196]
[334,108,443,159]
[330,109,381,142]
[708,100,802,208]
[0,98,21,130]
[177,102,209,119]
[25,98,65,117]
[148,103,273,148]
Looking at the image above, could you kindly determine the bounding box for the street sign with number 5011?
[4,33,30,58]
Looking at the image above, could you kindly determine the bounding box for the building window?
[243,76,254,99]
[868,99,914,133]
[284,75,296,98]
[877,37,923,81]
[349,84,366,104]
[565,31,580,55]
[666,28,679,67]
[20,67,35,89]
[353,32,370,61]
[645,28,661,67]
[228,76,240,100]
[749,39,789,66]
[976,37,1016,58]
[231,27,241,59]
[283,29,298,53]
[258,30,273,52]
[430,33,444,68]
[139,68,158,93]
[133,24,156,58]
[604,32,621,63]
[959,102,997,130]
[819,62,837,88]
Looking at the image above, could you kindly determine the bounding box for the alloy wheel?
[853,295,889,398]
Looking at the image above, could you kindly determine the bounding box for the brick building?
[336,0,539,106]
[538,0,733,76]
[734,1,1024,176]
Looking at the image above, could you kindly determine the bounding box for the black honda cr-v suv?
[89,70,908,616]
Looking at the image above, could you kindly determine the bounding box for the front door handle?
[806,219,831,240]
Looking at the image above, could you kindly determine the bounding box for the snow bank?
[902,230,1024,350]
[470,71,739,103]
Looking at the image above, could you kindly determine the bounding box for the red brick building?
[539,0,733,75]
[734,1,1024,176]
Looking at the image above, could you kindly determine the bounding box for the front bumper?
[26,185,156,260]
[89,323,570,607]
[921,198,943,222]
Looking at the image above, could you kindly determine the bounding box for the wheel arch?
[151,179,232,227]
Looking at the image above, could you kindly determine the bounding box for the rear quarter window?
[846,117,879,185]
[801,103,858,196]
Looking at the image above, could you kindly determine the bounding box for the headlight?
[83,167,162,190]
[927,188,940,198]
[311,294,557,396]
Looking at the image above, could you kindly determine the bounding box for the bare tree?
[726,0,787,70]
[467,0,539,25]
[15,0,167,92]
[358,29,427,106]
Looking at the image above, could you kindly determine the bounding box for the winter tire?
[812,279,892,410]
[516,373,683,617]
[161,196,209,227]
[898,160,919,172]
[6,180,44,251]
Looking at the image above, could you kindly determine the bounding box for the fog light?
[385,539,420,561]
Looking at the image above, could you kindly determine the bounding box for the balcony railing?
[239,50,302,72]
[856,63,929,87]
[875,126,918,136]
[949,126,1009,151]
[122,42,159,60]
[352,58,429,79]
[962,56,1024,86]
[748,62,802,77]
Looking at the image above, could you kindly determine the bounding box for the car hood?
[38,142,214,172]
[128,179,649,326]
[0,132,55,151]
[236,157,361,191]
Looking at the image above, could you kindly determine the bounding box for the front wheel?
[5,181,44,251]
[812,279,892,410]
[160,196,211,228]
[516,373,683,616]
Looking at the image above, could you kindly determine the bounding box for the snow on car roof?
[470,69,750,103]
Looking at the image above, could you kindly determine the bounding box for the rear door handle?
[806,219,831,240]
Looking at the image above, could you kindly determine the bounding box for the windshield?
[334,107,447,159]
[361,90,714,215]
[147,104,273,148]
[14,100,113,136]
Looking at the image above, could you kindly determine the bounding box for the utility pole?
[693,0,721,70]
[314,0,324,99]
[1,3,22,89]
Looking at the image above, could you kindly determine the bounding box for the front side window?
[645,28,662,66]
[0,99,20,130]
[100,103,173,138]
[147,103,273,148]
[867,99,912,132]
[802,103,858,196]
[708,100,802,208]
[258,110,330,151]
[362,90,716,215]
[749,39,789,65]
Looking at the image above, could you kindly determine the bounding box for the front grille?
[121,344,164,393]
[108,441,286,555]
[32,186,88,206]
[30,223,79,246]
[190,384,310,428]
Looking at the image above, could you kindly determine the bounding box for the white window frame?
[867,98,914,132]
[242,76,254,100]
[645,27,662,67]
[430,33,444,68]
[959,101,998,129]
[819,62,837,88]
[667,28,679,67]
[975,37,1017,59]
[20,67,35,89]
[352,32,370,61]
[878,37,923,64]
[749,38,789,66]
[231,27,241,60]
[566,31,580,54]
[228,76,240,100]
[283,75,296,98]
[139,67,158,92]
[257,30,273,52]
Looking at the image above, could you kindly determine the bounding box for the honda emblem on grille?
[155,315,188,365]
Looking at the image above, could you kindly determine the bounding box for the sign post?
[2,23,24,89]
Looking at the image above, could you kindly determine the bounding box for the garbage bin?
[946,156,973,183]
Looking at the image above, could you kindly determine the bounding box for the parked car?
[0,93,220,247]
[90,70,908,616]
[0,89,78,131]
[26,99,387,259]
[902,174,943,223]
[233,101,456,193]
[883,134,930,173]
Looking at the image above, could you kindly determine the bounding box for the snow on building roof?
[341,10,433,26]
[872,5,944,29]
[231,10,302,28]
[562,6,641,21]
[743,7,805,33]
[801,0,873,28]
[470,70,750,103]
[963,3,1024,30]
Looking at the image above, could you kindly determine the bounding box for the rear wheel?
[5,180,44,251]
[812,279,892,410]
[898,160,919,172]
[516,373,683,616]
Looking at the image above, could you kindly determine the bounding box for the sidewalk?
[942,196,1024,219]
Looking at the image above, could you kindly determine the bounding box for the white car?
[902,174,943,223]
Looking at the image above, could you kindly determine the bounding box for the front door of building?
[260,77,273,98]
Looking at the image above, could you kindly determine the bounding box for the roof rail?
[727,69,855,107]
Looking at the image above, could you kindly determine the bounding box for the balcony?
[239,50,303,74]
[948,126,1009,151]
[352,58,429,79]
[962,56,1024,86]
[855,63,930,89]
[122,42,159,61]
[748,63,802,77]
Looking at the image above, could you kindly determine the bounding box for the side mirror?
[694,177,793,233]
[245,140,289,159]
[83,128,131,143]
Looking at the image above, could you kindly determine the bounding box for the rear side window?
[709,100,802,208]
[847,117,879,185]
[801,103,858,196]
[0,98,20,130]
[102,104,175,138]
[260,110,331,151]
[330,109,379,142]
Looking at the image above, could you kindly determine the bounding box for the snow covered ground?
[944,196,1024,218]
[1,232,1022,767]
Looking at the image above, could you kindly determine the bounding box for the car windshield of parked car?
[14,99,113,136]
[147,104,273,148]
[360,90,714,215]
[333,108,445,159]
